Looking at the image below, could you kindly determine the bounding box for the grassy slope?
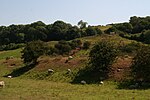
[13,35,134,81]
[0,34,138,80]
[0,48,22,60]
[0,34,150,100]
[0,48,23,77]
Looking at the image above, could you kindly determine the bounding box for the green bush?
[104,27,117,34]
[83,41,91,49]
[55,40,71,55]
[131,45,150,82]
[69,39,82,49]
[120,42,141,53]
[88,40,118,79]
[143,30,150,44]
[46,46,58,55]
[21,40,48,64]
[85,26,97,36]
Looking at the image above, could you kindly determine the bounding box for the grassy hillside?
[0,34,138,81]
[0,48,23,77]
[0,48,22,60]
[0,34,150,100]
[97,25,112,31]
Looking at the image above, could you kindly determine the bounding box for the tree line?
[107,16,150,34]
[0,20,102,46]
[105,16,150,44]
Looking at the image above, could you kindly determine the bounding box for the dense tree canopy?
[111,16,150,34]
[105,16,150,44]
[0,20,102,46]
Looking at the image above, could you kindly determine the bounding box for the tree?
[25,27,47,42]
[114,23,133,33]
[89,40,118,78]
[30,21,46,27]
[50,21,72,40]
[85,26,97,36]
[78,20,88,29]
[66,26,81,40]
[131,45,150,82]
[129,16,150,33]
[16,33,25,43]
[129,16,139,27]
[21,40,48,64]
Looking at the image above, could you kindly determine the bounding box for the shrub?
[131,45,150,82]
[88,40,118,79]
[143,30,150,44]
[55,40,71,55]
[46,46,58,55]
[21,40,48,64]
[120,42,141,53]
[85,26,97,36]
[104,27,117,34]
[83,41,91,49]
[69,39,82,49]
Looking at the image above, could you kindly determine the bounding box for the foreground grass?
[0,78,150,100]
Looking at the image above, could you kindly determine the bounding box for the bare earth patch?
[109,56,133,81]
[2,58,23,68]
[35,56,88,71]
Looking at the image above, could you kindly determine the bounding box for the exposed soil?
[36,55,133,81]
[0,52,133,81]
[109,56,133,81]
[35,56,88,71]
[2,58,23,68]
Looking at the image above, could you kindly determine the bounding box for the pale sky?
[0,0,150,26]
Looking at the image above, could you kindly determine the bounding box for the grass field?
[0,78,150,100]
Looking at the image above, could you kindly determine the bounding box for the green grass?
[0,48,22,60]
[0,48,23,77]
[98,25,112,31]
[79,34,133,46]
[0,65,11,77]
[0,78,150,100]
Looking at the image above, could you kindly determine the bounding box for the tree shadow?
[4,63,37,77]
[71,66,108,84]
[117,80,150,90]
